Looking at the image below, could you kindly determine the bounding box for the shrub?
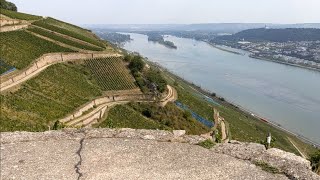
[183,111,193,122]
[146,69,167,93]
[198,139,215,149]
[309,150,320,173]
[0,0,17,11]
[254,161,281,174]
[129,55,145,73]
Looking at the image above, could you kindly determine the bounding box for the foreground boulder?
[213,140,320,180]
[1,129,319,180]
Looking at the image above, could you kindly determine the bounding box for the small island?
[147,33,177,49]
[96,32,131,45]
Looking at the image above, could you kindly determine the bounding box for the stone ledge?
[213,140,320,180]
[0,128,206,145]
[1,129,319,179]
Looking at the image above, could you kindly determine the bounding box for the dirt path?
[288,137,307,159]
[60,86,177,127]
[160,85,178,106]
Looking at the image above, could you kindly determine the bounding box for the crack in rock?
[75,137,85,180]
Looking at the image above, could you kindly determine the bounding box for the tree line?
[0,0,17,11]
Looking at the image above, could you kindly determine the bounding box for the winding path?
[59,86,177,128]
[160,85,178,106]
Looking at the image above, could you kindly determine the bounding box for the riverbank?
[250,54,320,72]
[147,59,320,150]
[206,42,320,72]
[121,33,320,154]
[205,42,243,55]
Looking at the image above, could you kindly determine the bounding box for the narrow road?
[60,85,177,127]
[288,137,307,159]
[160,85,178,106]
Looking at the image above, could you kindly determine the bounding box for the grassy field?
[128,102,209,135]
[159,67,318,156]
[0,62,102,132]
[33,20,105,48]
[84,57,137,91]
[28,27,104,51]
[0,30,74,69]
[0,8,42,20]
[95,104,164,130]
[96,102,209,135]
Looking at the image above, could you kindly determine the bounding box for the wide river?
[122,33,320,144]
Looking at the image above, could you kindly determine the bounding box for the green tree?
[124,54,133,62]
[146,69,167,93]
[309,150,320,174]
[0,0,17,11]
[128,55,145,73]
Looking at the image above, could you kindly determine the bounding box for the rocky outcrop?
[213,140,320,180]
[1,129,319,180]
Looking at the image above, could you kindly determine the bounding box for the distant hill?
[214,28,320,42]
[86,23,320,34]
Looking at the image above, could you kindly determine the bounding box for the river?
[122,33,320,144]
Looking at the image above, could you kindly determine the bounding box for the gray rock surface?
[213,140,320,180]
[0,129,318,180]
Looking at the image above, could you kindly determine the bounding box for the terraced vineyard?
[0,63,102,132]
[41,17,98,41]
[0,8,42,20]
[33,19,105,48]
[0,30,75,69]
[28,27,104,51]
[84,57,137,91]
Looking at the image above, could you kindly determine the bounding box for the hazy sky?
[10,0,320,25]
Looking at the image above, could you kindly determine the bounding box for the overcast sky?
[10,0,320,25]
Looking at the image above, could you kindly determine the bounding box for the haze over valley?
[1,0,320,178]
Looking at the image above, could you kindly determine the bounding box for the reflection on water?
[122,33,320,144]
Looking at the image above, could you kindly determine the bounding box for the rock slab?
[1,129,318,180]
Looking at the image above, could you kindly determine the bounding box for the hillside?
[0,10,139,131]
[214,28,320,42]
[0,9,113,71]
[0,9,203,135]
[0,8,319,174]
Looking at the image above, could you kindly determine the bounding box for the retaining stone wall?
[0,24,28,32]
[0,53,121,91]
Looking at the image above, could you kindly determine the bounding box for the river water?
[122,33,320,144]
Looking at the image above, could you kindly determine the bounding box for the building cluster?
[232,41,320,69]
